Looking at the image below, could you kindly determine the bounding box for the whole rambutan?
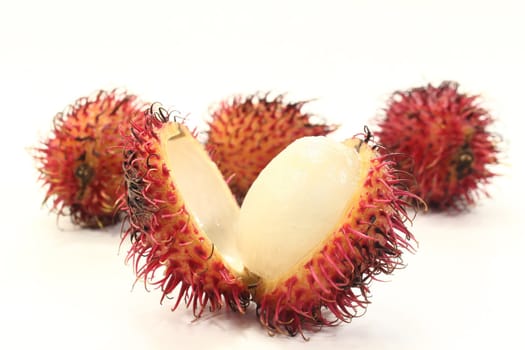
[121,104,418,337]
[206,93,337,203]
[375,81,499,211]
[34,89,145,228]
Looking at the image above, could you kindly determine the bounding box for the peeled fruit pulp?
[375,81,499,210]
[122,106,418,336]
[237,137,362,285]
[206,93,337,204]
[35,90,145,228]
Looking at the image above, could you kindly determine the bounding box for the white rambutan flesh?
[162,125,243,272]
[236,137,361,281]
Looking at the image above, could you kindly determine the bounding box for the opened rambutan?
[206,93,337,203]
[121,104,418,337]
[375,81,499,210]
[34,89,145,228]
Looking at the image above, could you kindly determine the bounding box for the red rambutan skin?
[34,90,144,228]
[375,81,499,210]
[120,106,251,317]
[206,93,337,203]
[253,137,418,338]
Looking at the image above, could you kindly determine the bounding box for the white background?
[1,0,524,349]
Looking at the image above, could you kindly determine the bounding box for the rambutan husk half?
[239,136,417,336]
[121,105,418,337]
[121,106,253,315]
[34,89,145,228]
[206,93,337,204]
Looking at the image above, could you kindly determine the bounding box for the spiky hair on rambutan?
[34,89,145,228]
[120,103,420,338]
[375,81,500,211]
[206,93,337,203]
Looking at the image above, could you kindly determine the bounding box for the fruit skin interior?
[163,127,242,272]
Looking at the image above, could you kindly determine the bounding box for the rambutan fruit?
[34,90,145,228]
[206,93,337,203]
[121,105,418,337]
[375,81,499,211]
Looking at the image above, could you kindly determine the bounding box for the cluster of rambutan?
[34,82,499,337]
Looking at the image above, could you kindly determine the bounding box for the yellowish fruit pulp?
[161,124,243,272]
[236,137,361,281]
